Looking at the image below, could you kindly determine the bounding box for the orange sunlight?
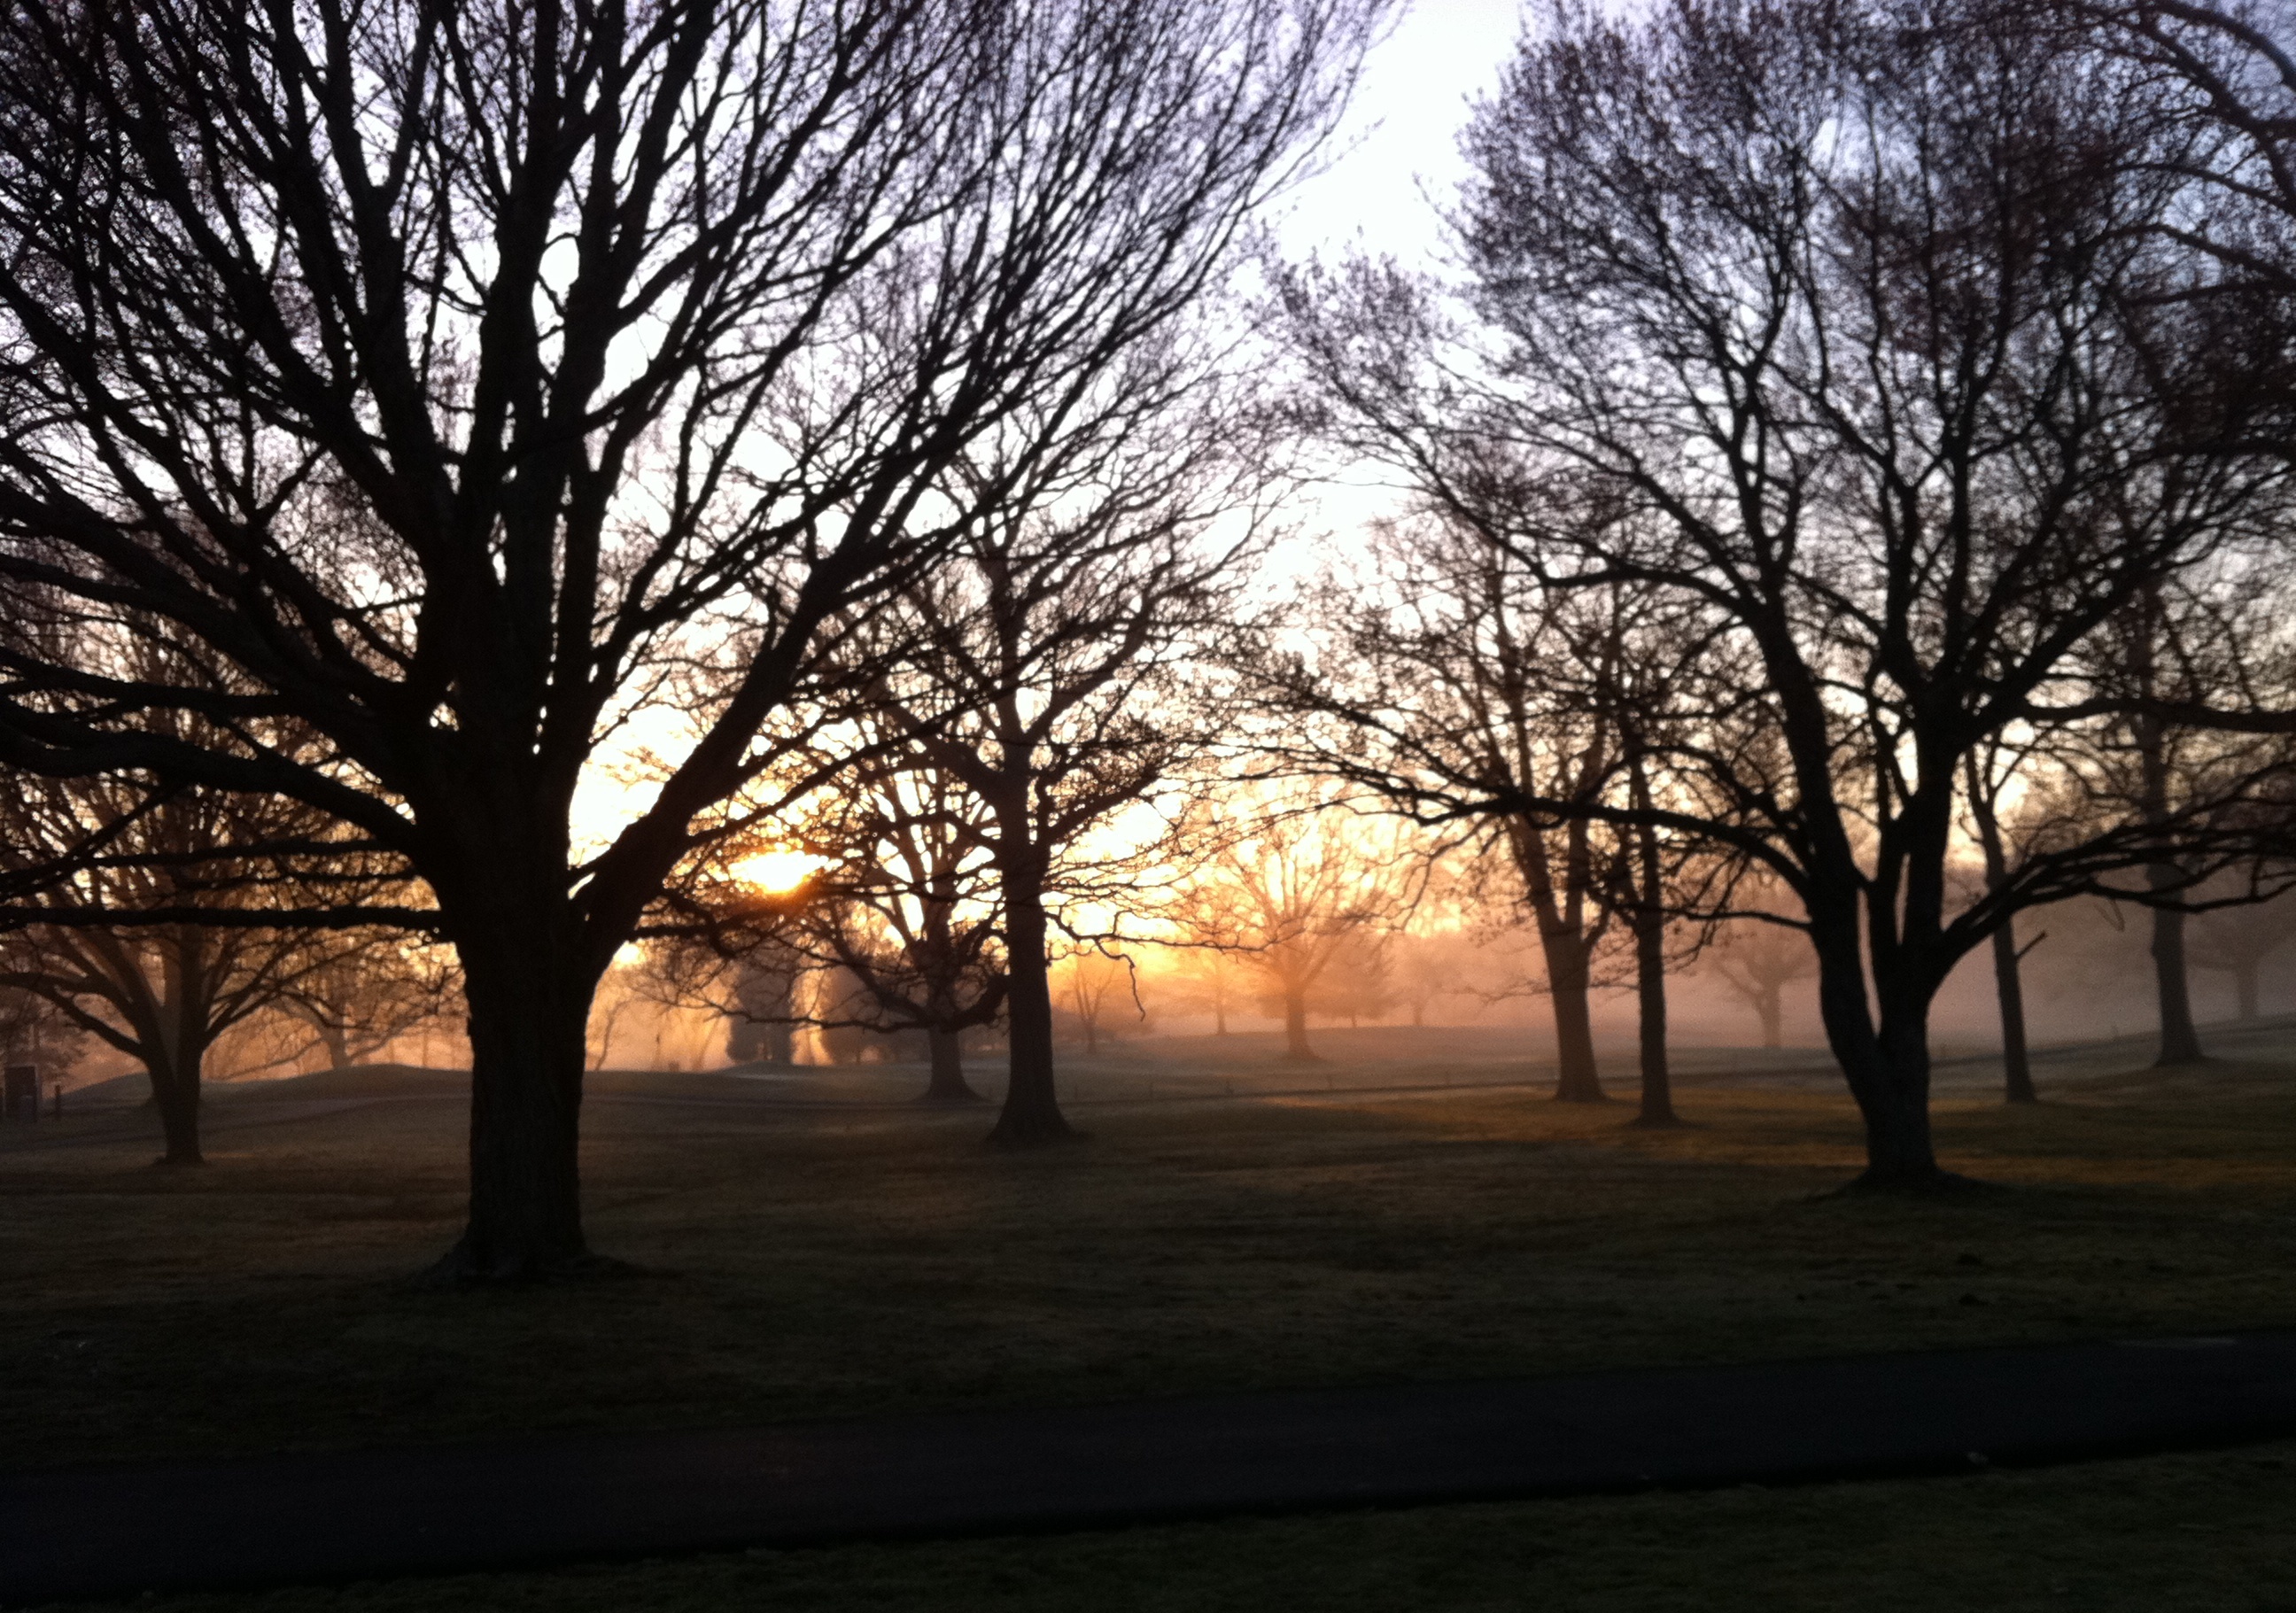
[730,849,827,892]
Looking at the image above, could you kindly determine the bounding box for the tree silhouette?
[1284,0,2296,1188]
[0,0,1377,1273]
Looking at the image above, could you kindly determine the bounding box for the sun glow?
[730,850,826,892]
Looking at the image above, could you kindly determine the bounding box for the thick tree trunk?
[2151,901,2205,1065]
[990,880,1072,1146]
[1991,921,2037,1104]
[1511,814,1604,1099]
[1811,909,1951,1190]
[430,940,595,1281]
[1545,934,1605,1102]
[2135,678,2201,1066]
[1627,787,1675,1127]
[920,1027,982,1103]
[1632,919,1675,1127]
[148,934,206,1166]
[146,1055,203,1167]
[1283,990,1316,1061]
[1844,1026,1942,1188]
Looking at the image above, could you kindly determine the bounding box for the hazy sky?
[1279,0,1527,264]
[1255,0,1531,547]
[577,3,1533,857]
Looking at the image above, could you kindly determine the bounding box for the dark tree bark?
[1543,931,1605,1102]
[1630,897,1675,1126]
[1990,922,2040,1105]
[989,875,1072,1146]
[921,1029,981,1103]
[451,953,593,1279]
[2135,666,2207,1065]
[1283,991,1316,1061]
[2150,898,2207,1063]
[1279,0,2291,1192]
[146,1038,206,1167]
[1810,886,1955,1192]
[0,0,1376,1275]
[1515,816,1608,1102]
[144,938,211,1167]
[1966,753,2039,1103]
[1628,774,1677,1128]
[423,851,611,1278]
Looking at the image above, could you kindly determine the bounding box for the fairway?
[5,1023,2293,1473]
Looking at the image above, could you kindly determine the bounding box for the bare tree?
[1054,950,1141,1056]
[0,985,89,1088]
[2049,574,2296,1062]
[274,939,458,1073]
[1386,932,1467,1029]
[1700,866,1823,1053]
[1962,737,2046,1101]
[725,945,805,1068]
[1266,516,1725,1110]
[0,769,364,1163]
[0,0,1377,1274]
[850,395,1268,1145]
[2050,2,2296,301]
[1284,0,2296,1189]
[1155,937,1253,1035]
[1170,795,1419,1062]
[786,747,1008,1101]
[2189,874,2296,1018]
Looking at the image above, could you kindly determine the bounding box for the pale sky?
[574,1,1533,860]
[1277,0,1526,267]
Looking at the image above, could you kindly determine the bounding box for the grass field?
[6,1020,2294,1609]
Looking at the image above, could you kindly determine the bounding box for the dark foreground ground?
[4,1020,2293,1609]
[10,1330,2296,1605]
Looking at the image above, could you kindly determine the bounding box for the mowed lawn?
[4,1026,2293,1473]
[8,1027,2296,1610]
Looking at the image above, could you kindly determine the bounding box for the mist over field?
[4,0,2296,1605]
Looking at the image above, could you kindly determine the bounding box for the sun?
[729,849,826,893]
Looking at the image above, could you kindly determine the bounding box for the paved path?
[5,1330,2295,1603]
